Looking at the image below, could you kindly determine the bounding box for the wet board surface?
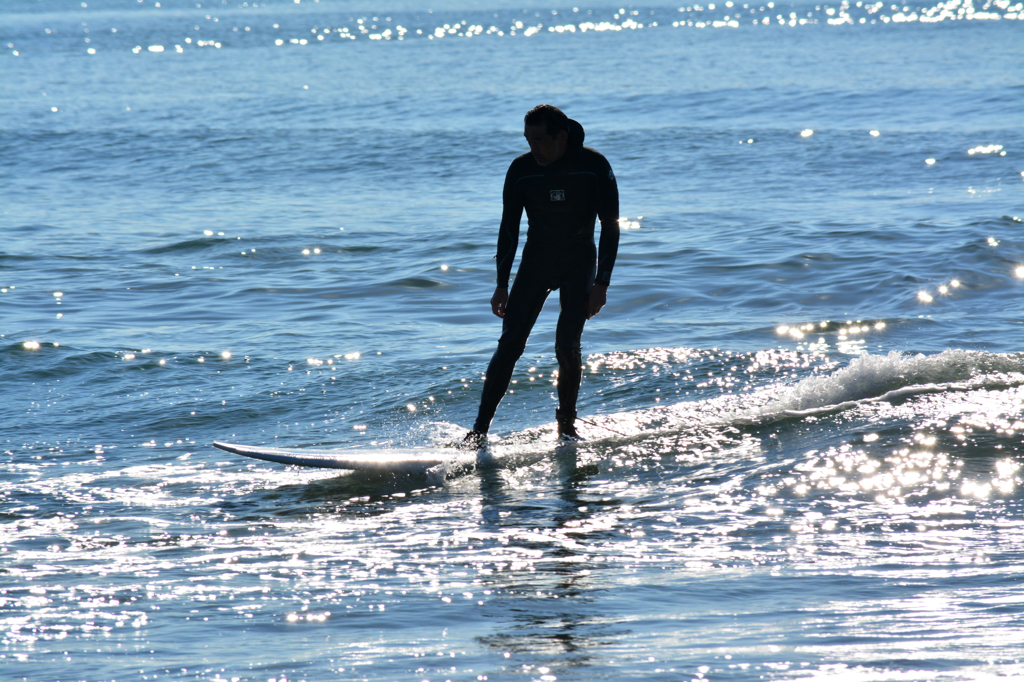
[213,441,475,474]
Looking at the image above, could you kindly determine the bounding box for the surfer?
[461,104,620,448]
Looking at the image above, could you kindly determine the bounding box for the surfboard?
[212,440,476,474]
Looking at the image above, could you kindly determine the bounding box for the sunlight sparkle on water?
[776,320,886,350]
[799,387,1024,502]
[253,0,1024,50]
[967,144,1005,156]
[793,439,963,499]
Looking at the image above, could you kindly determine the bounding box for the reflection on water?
[3,363,1023,678]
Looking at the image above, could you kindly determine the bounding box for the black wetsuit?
[473,119,619,432]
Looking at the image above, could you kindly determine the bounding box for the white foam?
[741,350,1024,423]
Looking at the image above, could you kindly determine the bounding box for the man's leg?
[553,265,593,438]
[471,272,550,434]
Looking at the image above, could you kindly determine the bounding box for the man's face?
[524,124,567,166]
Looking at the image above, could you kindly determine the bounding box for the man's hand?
[491,286,509,318]
[587,283,608,319]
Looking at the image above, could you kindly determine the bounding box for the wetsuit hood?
[566,119,585,157]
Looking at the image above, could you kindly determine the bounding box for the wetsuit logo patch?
[550,189,565,201]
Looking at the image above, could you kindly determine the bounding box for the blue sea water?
[2,0,1024,679]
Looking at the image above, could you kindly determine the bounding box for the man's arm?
[493,164,523,318]
[588,161,620,319]
[587,214,619,318]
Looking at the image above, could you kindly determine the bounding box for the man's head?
[524,104,569,166]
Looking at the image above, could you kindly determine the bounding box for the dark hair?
[524,104,569,139]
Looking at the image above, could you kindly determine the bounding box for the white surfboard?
[212,440,477,475]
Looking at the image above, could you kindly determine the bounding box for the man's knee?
[555,344,581,367]
[496,330,530,362]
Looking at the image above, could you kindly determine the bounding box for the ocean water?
[2,0,1024,679]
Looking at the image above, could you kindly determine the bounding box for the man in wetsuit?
[462,104,619,447]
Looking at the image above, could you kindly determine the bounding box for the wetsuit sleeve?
[495,164,523,288]
[595,160,620,286]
